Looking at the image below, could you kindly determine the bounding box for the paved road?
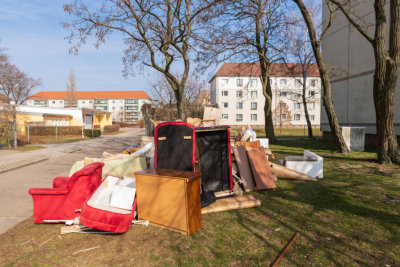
[0,128,144,235]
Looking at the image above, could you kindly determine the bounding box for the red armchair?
[28,162,104,223]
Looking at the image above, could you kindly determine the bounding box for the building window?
[82,101,85,104]
[280,79,287,85]
[52,101,55,104]
[294,93,301,98]
[222,102,228,108]
[307,102,315,110]
[251,102,257,110]
[236,114,243,122]
[236,90,243,98]
[251,91,258,98]
[112,100,115,104]
[309,91,315,98]
[281,114,286,120]
[281,91,287,97]
[251,79,257,87]
[59,101,63,103]
[120,106,123,110]
[269,78,273,85]
[310,79,316,87]
[294,114,300,121]
[295,79,302,87]
[236,79,243,87]
[310,114,315,121]
[222,79,228,85]
[89,101,92,103]
[221,114,228,120]
[236,102,243,110]
[112,107,115,110]
[251,114,257,121]
[222,91,228,96]
[294,103,301,110]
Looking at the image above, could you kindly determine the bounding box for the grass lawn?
[22,135,90,145]
[231,127,322,139]
[14,145,46,152]
[1,139,399,266]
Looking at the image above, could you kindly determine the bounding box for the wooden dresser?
[134,168,202,235]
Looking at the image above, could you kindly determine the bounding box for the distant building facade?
[210,63,321,127]
[321,2,400,146]
[27,91,151,123]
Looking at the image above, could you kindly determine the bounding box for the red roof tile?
[212,63,320,81]
[28,91,151,100]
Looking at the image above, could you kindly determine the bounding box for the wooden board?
[234,140,261,148]
[201,195,261,214]
[232,146,255,192]
[246,147,276,190]
[269,163,317,181]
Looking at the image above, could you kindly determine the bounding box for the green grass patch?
[0,139,399,266]
[15,145,46,152]
[231,127,322,139]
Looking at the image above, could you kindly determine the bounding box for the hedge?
[104,125,120,132]
[30,126,82,136]
[84,129,101,138]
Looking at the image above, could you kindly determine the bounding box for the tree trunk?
[174,87,187,121]
[294,0,349,153]
[302,76,313,138]
[12,109,17,148]
[263,82,277,144]
[373,0,400,164]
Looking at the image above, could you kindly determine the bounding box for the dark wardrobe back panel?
[197,129,230,193]
[155,123,195,172]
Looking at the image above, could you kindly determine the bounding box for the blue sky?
[0,0,155,94]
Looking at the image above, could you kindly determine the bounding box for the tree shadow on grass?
[246,180,400,265]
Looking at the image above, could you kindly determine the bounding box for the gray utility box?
[342,127,365,151]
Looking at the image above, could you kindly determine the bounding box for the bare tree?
[0,61,41,147]
[148,72,206,120]
[65,68,77,107]
[326,0,400,163]
[285,2,322,138]
[64,0,218,121]
[199,0,288,144]
[272,100,293,132]
[293,0,350,153]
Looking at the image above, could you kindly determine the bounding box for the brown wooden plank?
[232,146,256,192]
[201,195,261,214]
[246,147,276,190]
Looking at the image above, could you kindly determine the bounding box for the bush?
[30,126,82,136]
[104,125,120,132]
[84,129,101,137]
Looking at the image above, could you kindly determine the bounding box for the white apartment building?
[27,91,151,123]
[210,63,321,127]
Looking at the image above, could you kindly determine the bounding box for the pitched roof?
[28,91,151,100]
[211,63,320,81]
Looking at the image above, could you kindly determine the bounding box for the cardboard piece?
[201,195,261,214]
[234,140,261,148]
[232,146,255,192]
[246,147,276,190]
[109,185,136,211]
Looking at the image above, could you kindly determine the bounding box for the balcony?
[125,99,138,105]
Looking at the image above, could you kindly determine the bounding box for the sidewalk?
[0,128,144,235]
[0,128,144,174]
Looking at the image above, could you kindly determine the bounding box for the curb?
[0,157,49,174]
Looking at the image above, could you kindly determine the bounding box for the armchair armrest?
[28,188,68,195]
[53,177,70,188]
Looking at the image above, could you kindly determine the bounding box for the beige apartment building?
[27,91,151,123]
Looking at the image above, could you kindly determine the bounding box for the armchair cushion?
[28,162,104,223]
[53,177,70,188]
